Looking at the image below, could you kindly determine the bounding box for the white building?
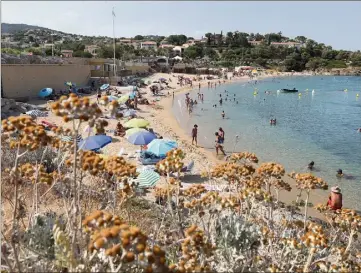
[140,41,157,51]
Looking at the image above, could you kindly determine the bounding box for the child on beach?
[192,124,198,145]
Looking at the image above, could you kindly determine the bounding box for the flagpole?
[112,7,116,78]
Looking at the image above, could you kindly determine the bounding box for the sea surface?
[172,75,361,209]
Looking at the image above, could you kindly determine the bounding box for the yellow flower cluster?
[50,95,120,134]
[5,163,57,185]
[238,187,272,202]
[228,152,259,163]
[301,222,328,248]
[183,191,220,211]
[181,184,206,198]
[333,209,361,232]
[2,116,53,150]
[156,149,185,174]
[257,162,285,178]
[169,225,214,272]
[316,260,361,272]
[270,179,292,191]
[83,210,169,272]
[66,151,137,179]
[211,163,255,182]
[292,173,328,190]
[154,186,178,201]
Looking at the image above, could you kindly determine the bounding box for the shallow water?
[172,75,361,209]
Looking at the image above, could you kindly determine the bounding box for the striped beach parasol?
[134,170,160,188]
[60,134,83,143]
[26,110,49,118]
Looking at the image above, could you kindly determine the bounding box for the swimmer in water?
[221,111,225,119]
[236,101,239,104]
[308,161,315,170]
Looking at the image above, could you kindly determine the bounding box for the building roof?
[61,50,73,53]
[141,41,157,45]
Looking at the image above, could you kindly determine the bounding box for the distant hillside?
[1,23,50,34]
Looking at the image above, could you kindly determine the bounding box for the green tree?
[167,35,187,45]
[205,33,213,46]
[134,35,144,40]
[305,58,326,71]
[183,45,203,59]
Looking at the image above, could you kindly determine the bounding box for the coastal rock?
[1,98,45,119]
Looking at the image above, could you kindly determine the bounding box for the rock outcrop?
[1,98,46,119]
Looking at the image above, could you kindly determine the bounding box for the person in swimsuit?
[192,124,198,145]
[222,111,225,119]
[218,127,225,143]
[327,186,342,210]
[215,132,226,156]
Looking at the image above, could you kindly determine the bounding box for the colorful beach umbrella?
[127,131,157,145]
[78,135,112,151]
[38,88,53,98]
[100,84,110,91]
[146,139,177,157]
[118,95,130,104]
[125,128,147,137]
[124,118,150,128]
[134,170,160,188]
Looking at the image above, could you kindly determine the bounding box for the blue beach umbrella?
[78,135,112,151]
[127,131,157,145]
[38,88,53,98]
[146,139,178,157]
[100,84,110,91]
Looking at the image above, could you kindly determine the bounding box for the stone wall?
[2,64,92,99]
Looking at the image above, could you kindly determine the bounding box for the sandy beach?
[36,70,323,218]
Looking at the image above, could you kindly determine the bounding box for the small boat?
[281,88,298,93]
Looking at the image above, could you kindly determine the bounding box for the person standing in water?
[219,98,223,105]
[199,83,201,90]
[218,127,225,143]
[191,124,198,146]
[221,111,225,119]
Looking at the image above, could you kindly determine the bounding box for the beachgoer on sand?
[192,124,198,145]
[215,132,226,156]
[327,186,342,210]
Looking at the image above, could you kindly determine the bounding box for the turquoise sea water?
[172,75,361,209]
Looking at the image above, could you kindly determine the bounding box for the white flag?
[112,8,116,17]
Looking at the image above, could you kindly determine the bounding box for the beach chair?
[170,161,194,178]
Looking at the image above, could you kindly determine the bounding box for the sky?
[2,1,361,51]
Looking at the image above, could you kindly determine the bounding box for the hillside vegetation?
[1,24,361,72]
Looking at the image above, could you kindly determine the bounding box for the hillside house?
[61,50,73,58]
[140,41,157,51]
[84,45,99,56]
[271,42,304,50]
[118,39,141,49]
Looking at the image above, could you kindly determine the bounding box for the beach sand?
[34,71,324,218]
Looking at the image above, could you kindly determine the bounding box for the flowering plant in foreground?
[2,95,361,272]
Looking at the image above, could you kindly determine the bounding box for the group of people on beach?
[191,124,226,156]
